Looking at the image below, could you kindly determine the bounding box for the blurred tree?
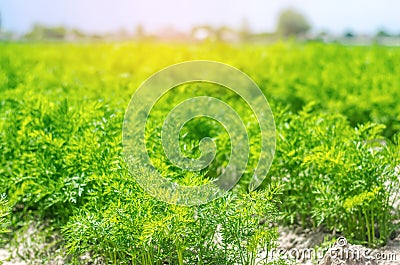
[24,24,67,40]
[71,28,85,38]
[376,29,391,37]
[277,8,311,37]
[46,26,67,39]
[24,24,43,39]
[344,30,355,38]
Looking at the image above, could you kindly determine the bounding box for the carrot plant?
[0,97,123,223]
[270,103,400,246]
[63,178,281,264]
[0,194,10,241]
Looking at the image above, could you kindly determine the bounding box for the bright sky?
[1,0,399,34]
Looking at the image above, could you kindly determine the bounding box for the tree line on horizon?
[1,8,399,42]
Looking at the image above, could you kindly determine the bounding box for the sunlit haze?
[1,0,399,34]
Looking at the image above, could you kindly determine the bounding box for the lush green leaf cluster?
[269,103,400,245]
[0,98,122,223]
[0,95,281,263]
[63,180,280,264]
[0,194,10,239]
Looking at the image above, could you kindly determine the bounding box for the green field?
[0,42,399,264]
